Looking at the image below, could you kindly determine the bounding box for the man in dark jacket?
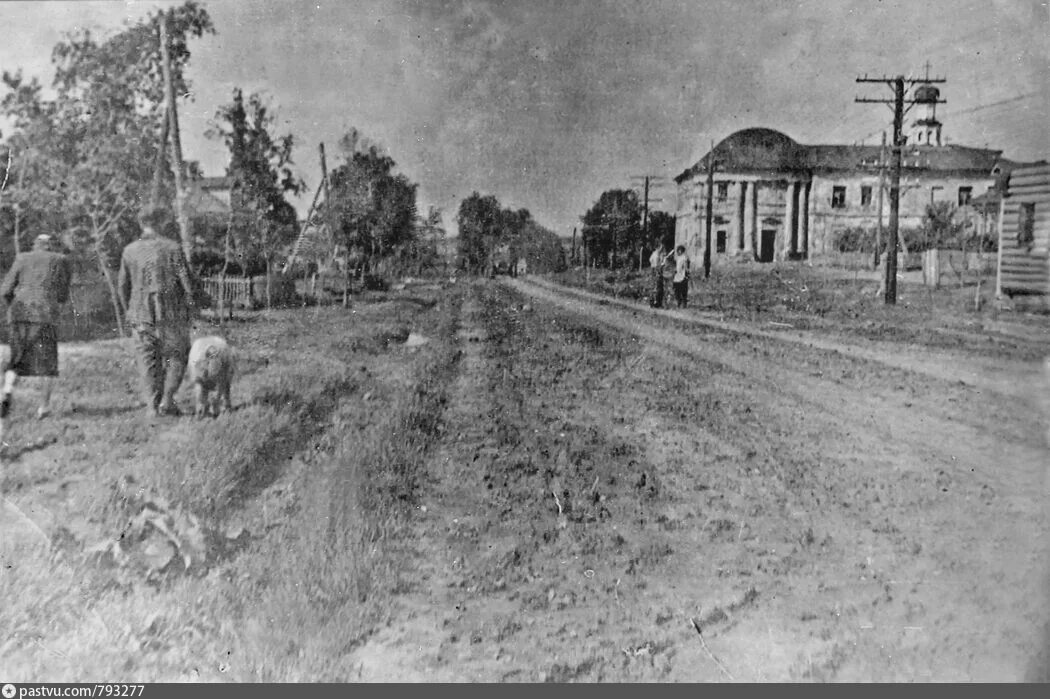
[118,207,197,417]
[0,234,74,438]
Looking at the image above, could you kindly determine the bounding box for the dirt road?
[2,278,1046,681]
[351,278,1049,681]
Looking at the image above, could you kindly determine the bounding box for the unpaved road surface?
[351,278,1049,682]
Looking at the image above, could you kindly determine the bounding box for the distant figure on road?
[0,234,74,439]
[118,207,197,418]
[648,244,671,308]
[672,245,690,309]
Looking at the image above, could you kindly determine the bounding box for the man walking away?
[0,234,74,442]
[672,245,691,309]
[118,207,197,417]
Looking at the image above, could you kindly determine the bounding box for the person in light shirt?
[671,245,691,309]
[647,244,671,308]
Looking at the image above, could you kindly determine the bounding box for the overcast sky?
[1,0,1047,235]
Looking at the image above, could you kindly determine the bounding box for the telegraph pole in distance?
[875,130,886,270]
[856,70,945,304]
[704,140,715,279]
[629,173,668,263]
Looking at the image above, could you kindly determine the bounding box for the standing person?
[118,207,197,417]
[648,244,669,308]
[0,234,74,438]
[671,245,691,309]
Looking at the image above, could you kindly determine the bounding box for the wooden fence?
[200,276,254,310]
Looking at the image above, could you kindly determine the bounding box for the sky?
[1,0,1048,237]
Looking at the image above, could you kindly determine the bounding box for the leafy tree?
[207,88,303,307]
[0,2,214,334]
[509,219,566,274]
[455,192,502,273]
[920,201,967,252]
[646,210,676,255]
[322,131,409,286]
[455,193,564,274]
[398,206,446,277]
[580,189,642,269]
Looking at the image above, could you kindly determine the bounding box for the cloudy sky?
[1,0,1047,235]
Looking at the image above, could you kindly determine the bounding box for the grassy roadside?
[0,283,463,681]
[550,266,1049,360]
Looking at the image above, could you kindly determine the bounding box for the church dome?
[704,128,804,173]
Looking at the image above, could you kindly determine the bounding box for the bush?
[363,274,389,291]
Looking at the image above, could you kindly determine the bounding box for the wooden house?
[997,164,1050,306]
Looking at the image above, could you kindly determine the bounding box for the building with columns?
[674,126,1030,265]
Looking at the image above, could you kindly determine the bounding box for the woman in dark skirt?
[0,234,73,441]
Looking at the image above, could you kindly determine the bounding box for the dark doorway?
[759,229,776,262]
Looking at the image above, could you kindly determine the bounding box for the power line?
[856,72,946,305]
[941,91,1042,118]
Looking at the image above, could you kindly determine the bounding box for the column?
[783,181,796,259]
[744,179,757,257]
[736,181,747,251]
[800,181,811,259]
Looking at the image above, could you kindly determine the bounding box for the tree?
[0,1,214,334]
[401,206,445,277]
[456,192,502,273]
[580,189,642,269]
[323,129,420,294]
[454,193,563,275]
[647,210,676,254]
[207,88,304,308]
[921,201,966,252]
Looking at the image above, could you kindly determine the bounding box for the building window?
[860,186,873,207]
[958,186,973,206]
[1018,203,1035,248]
[716,230,727,253]
[831,186,846,209]
[716,182,728,200]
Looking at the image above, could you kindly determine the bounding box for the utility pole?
[159,13,192,264]
[630,173,668,261]
[856,69,945,304]
[875,130,886,269]
[639,176,650,271]
[704,139,716,279]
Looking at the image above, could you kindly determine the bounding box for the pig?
[187,335,235,418]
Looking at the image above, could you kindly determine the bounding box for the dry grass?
[553,264,1048,361]
[0,284,463,681]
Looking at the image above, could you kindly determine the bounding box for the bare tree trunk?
[94,240,125,337]
[220,215,233,324]
[266,258,273,310]
[343,242,352,308]
[159,16,193,264]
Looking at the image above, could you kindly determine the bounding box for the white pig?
[187,336,235,418]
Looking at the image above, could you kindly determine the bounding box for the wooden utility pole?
[704,140,715,279]
[885,76,904,305]
[875,130,886,269]
[159,14,192,264]
[641,176,650,271]
[571,226,577,265]
[856,70,946,304]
